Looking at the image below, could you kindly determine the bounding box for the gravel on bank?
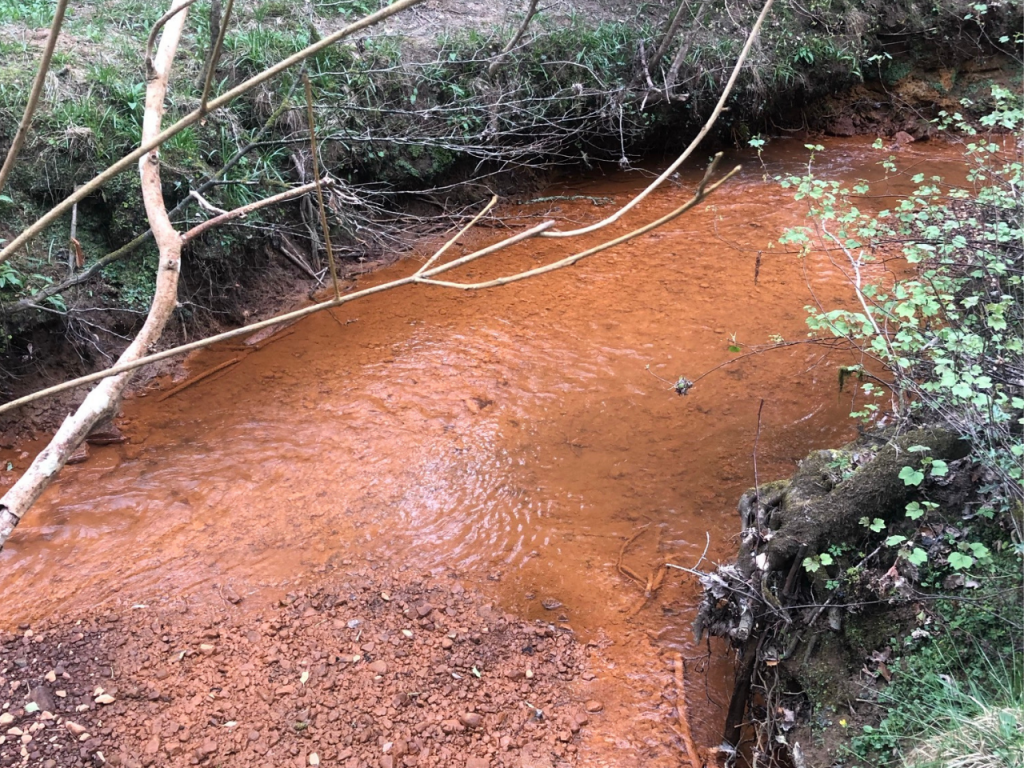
[1,569,597,768]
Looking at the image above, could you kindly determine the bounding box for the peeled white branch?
[0,0,192,546]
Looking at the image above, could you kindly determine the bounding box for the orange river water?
[0,136,973,765]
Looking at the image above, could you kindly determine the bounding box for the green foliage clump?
[773,86,1023,768]
[780,86,1023,504]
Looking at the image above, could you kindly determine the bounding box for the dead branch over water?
[0,0,776,551]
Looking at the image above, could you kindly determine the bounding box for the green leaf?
[728,345,741,353]
[929,460,949,477]
[905,502,925,520]
[898,466,925,486]
[907,548,928,566]
[819,553,834,566]
[885,535,907,547]
[802,556,820,573]
[947,552,974,571]
[968,542,991,561]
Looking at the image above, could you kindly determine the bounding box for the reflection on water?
[0,136,965,764]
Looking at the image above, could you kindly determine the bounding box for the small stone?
[29,685,57,713]
[309,754,320,766]
[440,719,464,734]
[584,700,603,713]
[441,637,453,650]
[44,671,56,683]
[541,598,563,611]
[459,712,483,729]
[94,694,116,705]
[65,722,88,737]
[199,644,217,655]
[0,714,13,726]
[368,660,388,675]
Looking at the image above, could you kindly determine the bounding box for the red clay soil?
[0,568,595,768]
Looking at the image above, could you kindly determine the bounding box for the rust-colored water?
[0,137,970,765]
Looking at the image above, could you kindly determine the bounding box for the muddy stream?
[0,137,969,765]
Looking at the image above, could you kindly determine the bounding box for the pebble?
[0,573,589,768]
[65,721,88,737]
[584,700,604,713]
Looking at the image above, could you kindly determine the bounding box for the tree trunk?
[763,427,969,570]
[0,0,190,550]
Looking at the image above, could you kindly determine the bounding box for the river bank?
[0,565,593,768]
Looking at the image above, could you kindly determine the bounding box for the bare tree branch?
[0,0,192,546]
[3,69,307,315]
[0,0,426,264]
[539,0,774,239]
[199,0,234,113]
[488,0,540,78]
[181,179,330,244]
[304,73,341,298]
[646,0,689,77]
[0,0,70,196]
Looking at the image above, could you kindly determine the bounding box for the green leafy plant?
[781,86,1023,510]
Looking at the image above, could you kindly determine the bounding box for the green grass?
[846,544,1024,767]
[0,0,53,26]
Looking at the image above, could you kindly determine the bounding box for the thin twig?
[673,653,702,768]
[182,180,329,243]
[199,0,234,114]
[157,357,242,402]
[417,157,739,290]
[303,73,340,299]
[416,196,498,275]
[617,524,651,586]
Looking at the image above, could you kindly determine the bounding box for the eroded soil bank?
[0,137,978,766]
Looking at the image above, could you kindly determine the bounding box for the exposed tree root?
[684,427,970,763]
